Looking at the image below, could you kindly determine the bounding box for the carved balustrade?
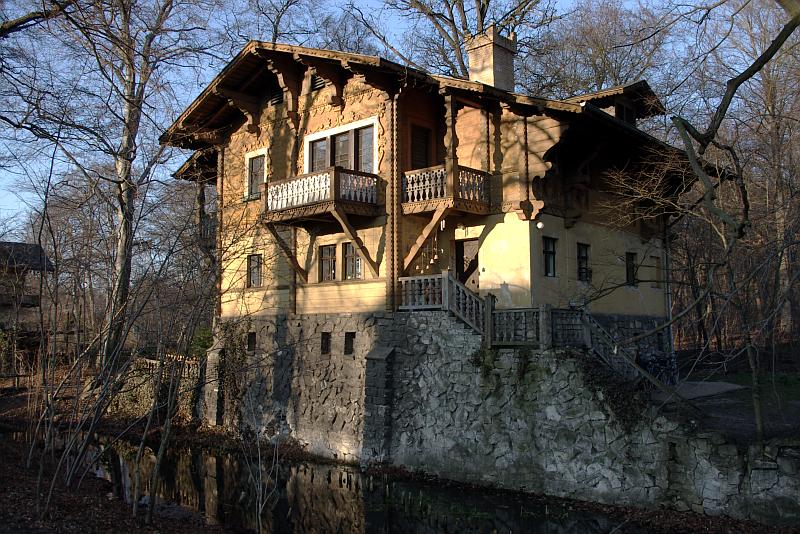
[265,167,379,214]
[401,164,490,210]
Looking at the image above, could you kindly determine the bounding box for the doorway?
[455,238,479,291]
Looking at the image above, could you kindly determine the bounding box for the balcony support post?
[331,205,380,278]
[442,92,459,199]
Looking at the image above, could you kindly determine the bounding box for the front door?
[455,239,479,291]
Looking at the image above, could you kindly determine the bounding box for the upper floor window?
[305,117,378,174]
[319,244,336,282]
[625,252,638,286]
[245,150,267,200]
[577,243,590,282]
[246,253,262,288]
[543,237,557,277]
[310,139,328,172]
[411,125,431,169]
[343,242,362,280]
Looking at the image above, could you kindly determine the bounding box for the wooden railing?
[444,271,484,333]
[582,312,640,381]
[265,167,379,211]
[398,271,484,333]
[402,165,446,202]
[134,354,200,381]
[551,309,586,347]
[402,164,489,204]
[398,274,444,310]
[457,166,490,203]
[491,308,539,346]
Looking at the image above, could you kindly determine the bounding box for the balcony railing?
[265,167,379,213]
[402,164,490,207]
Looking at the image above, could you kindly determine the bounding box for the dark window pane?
[577,243,590,282]
[411,125,431,169]
[543,237,556,277]
[248,155,265,198]
[357,126,374,172]
[321,332,331,354]
[319,244,336,282]
[344,332,355,355]
[247,254,262,288]
[344,242,362,280]
[626,252,637,286]
[311,139,328,172]
[333,132,350,168]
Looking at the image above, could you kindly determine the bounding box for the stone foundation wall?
[208,310,800,525]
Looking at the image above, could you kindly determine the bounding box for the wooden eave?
[173,149,217,183]
[161,42,433,149]
[565,80,666,118]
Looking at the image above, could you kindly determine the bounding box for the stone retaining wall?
[207,310,800,525]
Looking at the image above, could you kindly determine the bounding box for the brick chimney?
[464,24,517,92]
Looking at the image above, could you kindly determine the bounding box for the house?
[0,241,54,371]
[163,29,681,431]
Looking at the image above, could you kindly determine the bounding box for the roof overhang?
[565,80,666,119]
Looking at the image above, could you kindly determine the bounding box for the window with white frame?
[304,117,378,174]
[245,149,268,199]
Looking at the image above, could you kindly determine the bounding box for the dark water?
[74,438,640,533]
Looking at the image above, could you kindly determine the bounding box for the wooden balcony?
[401,164,491,215]
[262,166,383,223]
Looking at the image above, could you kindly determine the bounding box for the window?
[577,243,590,282]
[625,252,638,286]
[246,254,262,288]
[651,255,662,288]
[321,332,331,355]
[247,154,265,199]
[305,118,377,174]
[344,332,355,355]
[543,237,557,277]
[411,125,431,169]
[357,126,374,172]
[319,245,336,282]
[343,242,362,280]
[310,139,328,172]
[333,132,350,168]
[246,332,257,352]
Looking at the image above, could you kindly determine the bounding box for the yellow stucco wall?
[218,80,391,319]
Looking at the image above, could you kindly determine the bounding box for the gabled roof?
[161,41,582,150]
[0,242,54,272]
[565,80,666,119]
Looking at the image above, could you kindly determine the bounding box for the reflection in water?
[83,440,636,533]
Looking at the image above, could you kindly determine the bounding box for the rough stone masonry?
[206,310,800,526]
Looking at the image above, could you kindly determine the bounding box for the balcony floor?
[264,199,385,224]
[401,196,491,215]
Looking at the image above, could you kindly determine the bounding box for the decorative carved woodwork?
[402,204,451,273]
[331,206,380,277]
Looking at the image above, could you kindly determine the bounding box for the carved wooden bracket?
[402,204,451,273]
[265,222,308,283]
[215,87,261,134]
[331,206,380,277]
[295,54,350,107]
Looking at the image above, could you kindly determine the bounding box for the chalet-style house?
[0,241,54,369]
[164,29,679,429]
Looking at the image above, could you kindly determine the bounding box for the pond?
[78,437,640,533]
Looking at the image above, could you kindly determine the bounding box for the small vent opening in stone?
[321,332,331,354]
[246,332,256,352]
[344,332,355,355]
